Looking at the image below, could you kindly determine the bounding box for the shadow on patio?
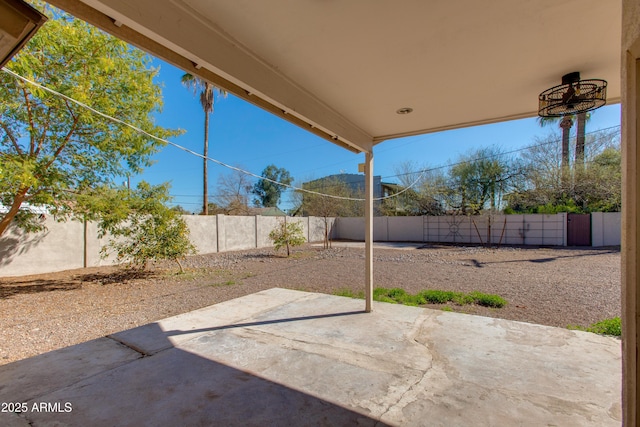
[0,288,621,426]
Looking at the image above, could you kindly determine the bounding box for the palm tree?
[181,74,227,215]
[538,112,590,185]
[575,112,587,171]
[558,116,573,186]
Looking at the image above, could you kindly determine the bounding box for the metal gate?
[567,213,591,246]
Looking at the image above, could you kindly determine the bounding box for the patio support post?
[365,150,374,312]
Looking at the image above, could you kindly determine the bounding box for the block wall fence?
[0,212,620,277]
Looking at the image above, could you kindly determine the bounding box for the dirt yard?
[0,243,620,366]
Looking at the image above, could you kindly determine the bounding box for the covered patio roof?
[48,0,621,153]
[29,0,639,424]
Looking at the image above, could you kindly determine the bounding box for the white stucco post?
[365,150,374,312]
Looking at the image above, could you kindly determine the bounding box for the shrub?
[570,317,622,336]
[469,292,507,308]
[418,290,456,304]
[452,293,475,305]
[374,288,419,305]
[334,287,507,310]
[373,287,391,299]
[376,296,398,304]
[269,219,306,257]
[373,288,399,304]
[100,182,195,273]
[587,317,621,336]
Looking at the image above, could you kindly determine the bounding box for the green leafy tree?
[253,165,293,207]
[81,182,195,272]
[269,218,306,257]
[181,74,226,215]
[0,2,181,237]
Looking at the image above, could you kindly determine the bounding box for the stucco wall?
[0,215,332,277]
[182,215,217,254]
[0,213,621,277]
[0,218,84,275]
[592,212,622,247]
[333,213,620,247]
[219,215,256,252]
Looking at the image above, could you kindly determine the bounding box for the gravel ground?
[0,243,620,366]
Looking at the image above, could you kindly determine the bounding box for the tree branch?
[34,107,54,156]
[42,116,80,171]
[20,87,36,155]
[0,187,30,237]
[0,122,22,155]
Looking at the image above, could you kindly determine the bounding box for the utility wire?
[382,125,621,180]
[2,68,620,203]
[169,126,620,202]
[3,68,415,201]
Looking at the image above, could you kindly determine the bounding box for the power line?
[381,125,621,181]
[3,68,398,202]
[2,68,620,204]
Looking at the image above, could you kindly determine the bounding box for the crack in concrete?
[232,327,411,374]
[106,335,151,357]
[376,363,431,425]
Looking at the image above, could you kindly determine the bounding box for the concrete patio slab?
[0,288,621,426]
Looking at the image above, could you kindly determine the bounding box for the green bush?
[374,288,424,305]
[269,219,306,257]
[387,288,408,299]
[373,288,403,304]
[373,287,389,299]
[418,290,456,304]
[570,317,622,336]
[469,292,507,308]
[587,317,621,336]
[99,182,195,273]
[452,293,475,305]
[350,287,508,309]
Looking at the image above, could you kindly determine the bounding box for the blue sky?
[137,59,622,212]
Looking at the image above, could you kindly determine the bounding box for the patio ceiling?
[47,0,621,154]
